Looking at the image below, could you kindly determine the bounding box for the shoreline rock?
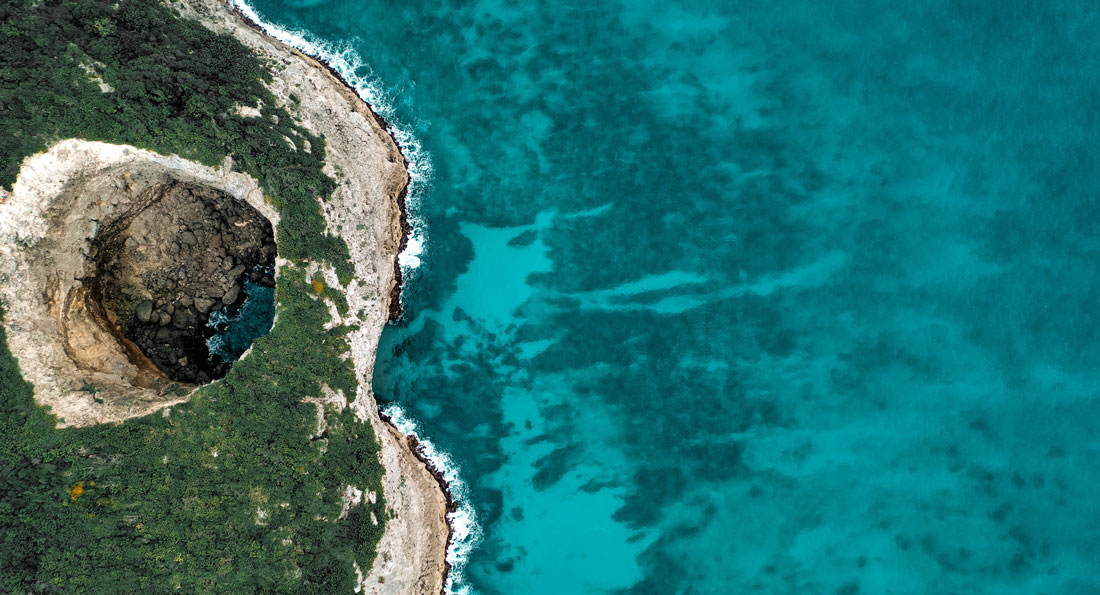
[185,1,450,592]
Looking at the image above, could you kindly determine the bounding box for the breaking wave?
[382,404,481,595]
[230,0,430,276]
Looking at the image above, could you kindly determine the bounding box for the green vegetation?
[0,279,386,592]
[0,0,353,279]
[0,0,386,590]
[311,272,351,318]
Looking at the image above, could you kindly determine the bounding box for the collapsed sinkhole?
[88,181,277,384]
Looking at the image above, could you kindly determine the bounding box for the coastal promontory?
[0,0,446,591]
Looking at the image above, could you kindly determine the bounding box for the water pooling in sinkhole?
[240,0,1100,593]
[206,280,275,365]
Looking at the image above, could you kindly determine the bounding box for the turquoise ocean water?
[207,280,275,364]
[237,1,1100,592]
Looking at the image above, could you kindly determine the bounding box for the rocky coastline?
[229,5,413,322]
[193,1,451,592]
[380,410,462,594]
[0,0,450,590]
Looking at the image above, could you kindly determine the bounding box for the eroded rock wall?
[0,141,275,427]
[93,181,276,383]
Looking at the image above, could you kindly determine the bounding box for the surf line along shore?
[183,0,455,591]
[229,4,413,321]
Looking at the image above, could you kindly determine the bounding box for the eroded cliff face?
[92,181,276,383]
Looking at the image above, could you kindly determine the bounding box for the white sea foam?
[231,0,430,281]
[398,232,425,270]
[383,404,481,595]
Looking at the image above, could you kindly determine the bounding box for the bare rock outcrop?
[93,181,277,383]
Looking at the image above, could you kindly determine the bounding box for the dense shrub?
[0,0,353,278]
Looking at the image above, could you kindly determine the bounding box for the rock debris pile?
[90,182,276,383]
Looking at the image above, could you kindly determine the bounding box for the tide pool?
[241,0,1100,593]
[206,280,275,365]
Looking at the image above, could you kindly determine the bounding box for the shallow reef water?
[244,0,1100,592]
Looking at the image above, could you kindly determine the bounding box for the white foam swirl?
[231,0,430,277]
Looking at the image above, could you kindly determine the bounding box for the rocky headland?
[0,0,449,591]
